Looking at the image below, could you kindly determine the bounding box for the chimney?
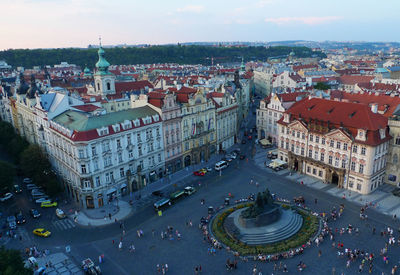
[371,103,378,113]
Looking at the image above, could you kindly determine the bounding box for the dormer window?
[379,129,386,139]
[283,113,290,123]
[356,129,366,141]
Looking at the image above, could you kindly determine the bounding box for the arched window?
[107,82,111,90]
[97,83,100,91]
[393,154,398,164]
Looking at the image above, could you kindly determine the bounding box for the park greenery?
[212,203,320,255]
[0,45,325,69]
[0,246,32,275]
[314,82,331,90]
[0,121,62,196]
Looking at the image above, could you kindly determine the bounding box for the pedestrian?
[109,213,112,220]
[165,263,168,272]
[118,241,122,250]
[112,239,115,245]
[318,250,322,257]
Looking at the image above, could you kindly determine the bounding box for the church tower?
[94,42,116,96]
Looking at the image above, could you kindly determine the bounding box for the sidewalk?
[70,147,239,227]
[252,145,400,218]
[26,252,83,275]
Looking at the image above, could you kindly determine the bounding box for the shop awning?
[268,159,287,168]
[260,139,271,146]
[106,187,117,194]
[120,183,127,188]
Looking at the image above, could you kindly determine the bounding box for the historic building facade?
[278,97,390,195]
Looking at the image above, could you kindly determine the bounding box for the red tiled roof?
[115,80,153,93]
[207,92,224,98]
[330,90,400,117]
[278,97,390,146]
[293,64,318,72]
[147,91,166,108]
[71,104,100,112]
[339,75,374,85]
[277,92,308,102]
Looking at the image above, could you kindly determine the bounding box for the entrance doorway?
[184,155,191,167]
[86,196,94,209]
[332,172,339,185]
[294,159,299,171]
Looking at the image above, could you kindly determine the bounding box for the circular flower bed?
[211,202,320,256]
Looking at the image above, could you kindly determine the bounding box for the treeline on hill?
[0,121,62,197]
[0,45,325,69]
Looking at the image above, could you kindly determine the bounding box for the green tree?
[0,161,15,191]
[0,246,32,275]
[20,145,62,196]
[314,82,331,90]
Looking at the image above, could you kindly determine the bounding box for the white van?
[215,160,228,171]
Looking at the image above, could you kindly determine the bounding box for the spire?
[95,37,111,75]
[240,57,245,72]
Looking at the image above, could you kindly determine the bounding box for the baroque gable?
[288,120,308,132]
[325,128,352,142]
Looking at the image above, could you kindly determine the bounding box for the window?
[328,156,333,165]
[361,147,366,155]
[321,138,325,145]
[308,149,312,158]
[343,143,348,151]
[301,148,304,156]
[116,139,121,148]
[315,136,319,143]
[296,131,300,138]
[359,164,364,174]
[356,183,362,191]
[281,127,284,134]
[330,140,334,147]
[94,160,99,171]
[335,157,339,167]
[102,142,110,152]
[81,164,87,174]
[309,134,313,142]
[91,146,97,156]
[320,153,325,162]
[307,166,311,173]
[291,144,294,152]
[137,133,141,142]
[336,141,341,149]
[286,128,289,135]
[118,152,123,163]
[281,140,284,148]
[341,159,346,168]
[95,176,100,187]
[120,168,125,177]
[353,145,358,153]
[396,137,400,145]
[314,151,318,160]
[128,150,134,159]
[158,154,161,162]
[79,149,84,159]
[104,156,112,167]
[313,168,316,175]
[351,161,356,171]
[138,146,142,156]
[285,142,289,150]
[393,154,398,164]
[302,133,305,139]
[318,170,323,177]
[349,180,354,188]
[185,142,189,151]
[292,130,295,137]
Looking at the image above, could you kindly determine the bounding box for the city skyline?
[1,0,400,50]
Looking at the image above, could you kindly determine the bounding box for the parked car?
[0,193,13,202]
[15,212,26,224]
[31,190,45,197]
[13,184,22,194]
[55,208,66,219]
[193,170,205,176]
[23,178,32,184]
[26,184,38,190]
[32,194,48,200]
[41,201,57,208]
[35,198,50,204]
[7,216,16,229]
[33,228,51,237]
[204,167,212,172]
[184,186,196,196]
[30,209,41,218]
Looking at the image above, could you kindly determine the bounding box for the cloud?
[257,0,276,7]
[264,16,342,25]
[176,5,204,13]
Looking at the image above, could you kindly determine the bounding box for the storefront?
[97,194,104,207]
[106,187,117,202]
[85,195,94,209]
[120,183,127,196]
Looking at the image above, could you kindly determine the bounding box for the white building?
[277,97,390,194]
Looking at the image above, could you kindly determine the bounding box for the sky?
[0,0,399,50]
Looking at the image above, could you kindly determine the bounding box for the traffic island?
[210,189,320,256]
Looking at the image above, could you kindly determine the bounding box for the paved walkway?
[253,145,400,218]
[26,252,83,275]
[69,146,240,227]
